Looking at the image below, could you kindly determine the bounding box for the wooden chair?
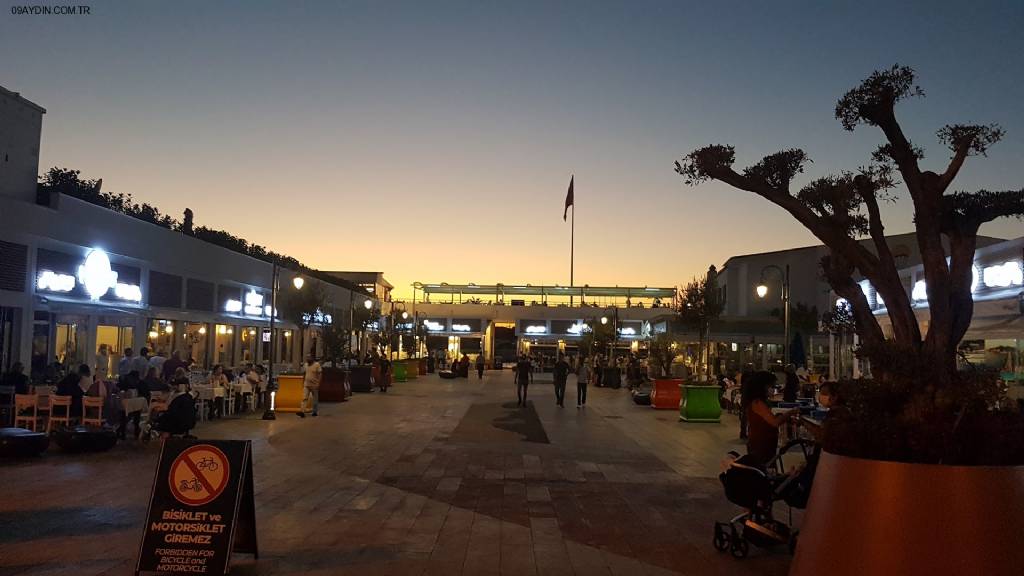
[46,395,73,433]
[0,385,15,426]
[14,394,41,431]
[82,396,104,428]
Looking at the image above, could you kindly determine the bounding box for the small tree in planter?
[678,64,1024,574]
[647,332,678,379]
[677,265,725,381]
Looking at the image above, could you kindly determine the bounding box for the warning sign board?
[136,439,257,575]
[170,445,230,506]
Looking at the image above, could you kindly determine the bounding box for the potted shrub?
[647,333,683,409]
[318,316,350,402]
[677,266,725,422]
[678,65,1024,574]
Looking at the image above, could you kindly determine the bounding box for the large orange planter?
[650,378,683,410]
[790,451,1024,575]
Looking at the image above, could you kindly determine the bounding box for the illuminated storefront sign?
[244,290,264,316]
[451,323,472,332]
[424,320,446,332]
[525,325,547,334]
[225,299,243,313]
[37,270,75,292]
[983,261,1023,288]
[36,248,141,302]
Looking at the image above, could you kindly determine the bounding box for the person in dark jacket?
[552,354,570,408]
[2,362,30,395]
[56,364,90,418]
[783,364,799,403]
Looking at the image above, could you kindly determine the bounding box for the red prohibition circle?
[168,444,231,506]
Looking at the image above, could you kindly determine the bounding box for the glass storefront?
[214,324,235,366]
[240,327,259,363]
[95,324,133,379]
[183,322,210,368]
[147,319,176,359]
[55,317,87,368]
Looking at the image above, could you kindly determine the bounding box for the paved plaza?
[0,371,793,575]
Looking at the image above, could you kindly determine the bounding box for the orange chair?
[46,395,73,433]
[82,396,104,428]
[14,394,41,431]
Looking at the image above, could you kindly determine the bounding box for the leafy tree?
[647,332,678,378]
[278,279,325,360]
[677,65,1024,463]
[321,316,349,365]
[677,265,725,380]
[579,317,615,360]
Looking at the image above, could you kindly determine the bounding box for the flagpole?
[570,202,574,306]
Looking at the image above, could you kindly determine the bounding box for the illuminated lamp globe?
[292,276,305,290]
[601,316,609,325]
[402,311,409,320]
[756,284,769,298]
[198,326,207,335]
[164,324,174,334]
[364,299,373,310]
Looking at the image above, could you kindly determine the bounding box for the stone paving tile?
[0,371,793,576]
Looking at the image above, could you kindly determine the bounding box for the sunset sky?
[2,1,1021,297]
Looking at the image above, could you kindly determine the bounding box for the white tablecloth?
[230,382,253,396]
[121,397,149,414]
[193,386,226,401]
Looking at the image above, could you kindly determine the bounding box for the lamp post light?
[263,265,304,421]
[755,264,791,366]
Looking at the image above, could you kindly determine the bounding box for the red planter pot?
[319,367,349,402]
[650,378,683,410]
[790,451,1024,575]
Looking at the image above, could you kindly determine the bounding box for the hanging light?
[601,316,609,325]
[293,276,305,290]
[755,284,769,298]
[164,324,174,334]
[198,326,207,335]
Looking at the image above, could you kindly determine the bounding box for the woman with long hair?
[742,370,799,466]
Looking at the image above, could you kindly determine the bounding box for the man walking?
[515,354,532,407]
[476,354,485,379]
[552,353,569,408]
[576,357,589,409]
[297,353,322,418]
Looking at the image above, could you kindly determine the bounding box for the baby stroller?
[141,391,198,444]
[713,438,817,558]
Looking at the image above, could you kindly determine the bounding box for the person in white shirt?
[148,350,167,377]
[298,354,322,418]
[118,348,135,378]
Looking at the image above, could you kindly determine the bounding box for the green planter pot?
[679,384,721,423]
[393,361,408,382]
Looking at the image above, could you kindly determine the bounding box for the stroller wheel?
[713,523,730,552]
[730,538,749,559]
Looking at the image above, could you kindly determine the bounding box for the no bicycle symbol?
[169,445,230,506]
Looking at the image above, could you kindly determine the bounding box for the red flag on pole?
[563,175,574,221]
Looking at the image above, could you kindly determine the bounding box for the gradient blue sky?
[2,1,1021,296]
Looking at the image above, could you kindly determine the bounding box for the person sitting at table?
[143,366,169,396]
[742,370,800,467]
[56,364,90,420]
[207,364,229,418]
[2,361,31,395]
[169,367,190,392]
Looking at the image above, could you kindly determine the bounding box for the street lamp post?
[263,263,304,420]
[755,264,791,366]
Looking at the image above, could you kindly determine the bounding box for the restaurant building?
[0,86,377,379]
[388,283,676,365]
[867,236,1023,383]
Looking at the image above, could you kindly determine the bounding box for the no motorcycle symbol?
[169,444,231,506]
